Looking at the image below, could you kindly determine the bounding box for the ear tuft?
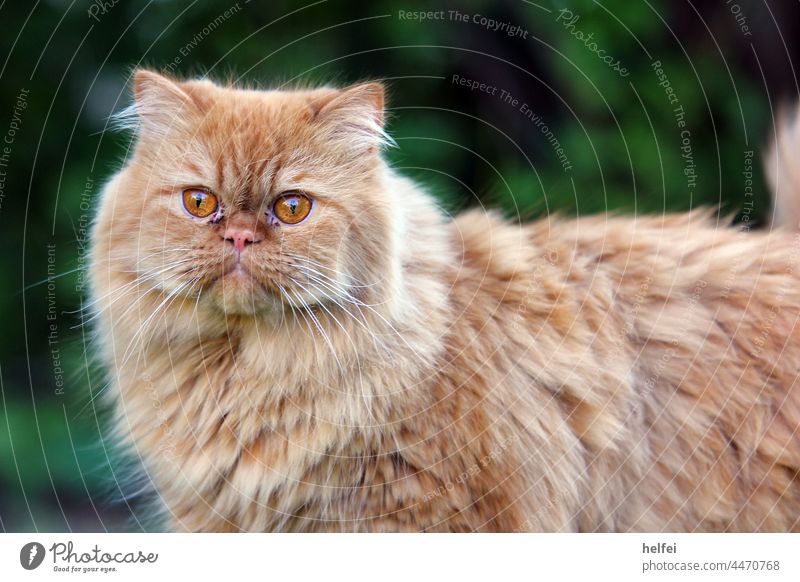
[312,82,392,150]
[133,70,192,105]
[114,70,202,138]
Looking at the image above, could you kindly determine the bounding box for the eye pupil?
[273,192,312,224]
[182,189,218,218]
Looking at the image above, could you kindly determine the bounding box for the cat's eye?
[273,192,312,224]
[182,188,218,218]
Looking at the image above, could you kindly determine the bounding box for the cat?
[89,69,800,532]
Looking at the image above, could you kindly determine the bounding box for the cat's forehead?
[171,89,319,184]
[200,84,335,126]
[190,87,334,158]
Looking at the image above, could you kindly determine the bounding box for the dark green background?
[1,0,797,531]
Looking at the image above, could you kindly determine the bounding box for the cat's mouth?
[206,262,281,315]
[213,263,270,292]
[222,263,255,282]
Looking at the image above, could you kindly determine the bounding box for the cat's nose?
[223,228,258,253]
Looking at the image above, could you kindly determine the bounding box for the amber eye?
[273,192,312,224]
[182,189,218,218]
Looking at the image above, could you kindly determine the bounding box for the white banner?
[0,533,798,581]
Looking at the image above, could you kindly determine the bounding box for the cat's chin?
[207,266,282,317]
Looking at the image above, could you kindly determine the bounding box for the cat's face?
[105,71,393,317]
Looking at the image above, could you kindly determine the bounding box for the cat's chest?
[118,337,382,528]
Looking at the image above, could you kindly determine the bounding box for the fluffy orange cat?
[89,70,800,532]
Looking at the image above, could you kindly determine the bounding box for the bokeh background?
[1,0,799,532]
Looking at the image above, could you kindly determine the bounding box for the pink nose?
[223,228,256,253]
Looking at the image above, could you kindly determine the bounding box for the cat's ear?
[127,70,204,138]
[311,83,391,151]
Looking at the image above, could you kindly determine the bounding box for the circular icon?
[19,542,46,570]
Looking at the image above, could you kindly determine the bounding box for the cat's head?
[100,70,395,317]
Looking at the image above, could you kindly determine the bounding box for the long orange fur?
[89,71,800,531]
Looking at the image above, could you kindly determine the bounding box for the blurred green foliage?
[0,0,797,531]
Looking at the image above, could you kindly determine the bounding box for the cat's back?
[450,207,800,320]
[443,208,800,531]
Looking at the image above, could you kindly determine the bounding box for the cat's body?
[90,71,800,532]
